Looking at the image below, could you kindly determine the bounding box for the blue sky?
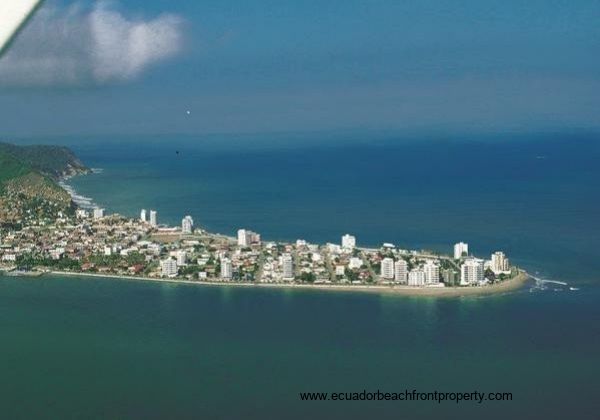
[0,0,599,137]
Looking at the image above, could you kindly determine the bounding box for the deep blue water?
[65,131,600,285]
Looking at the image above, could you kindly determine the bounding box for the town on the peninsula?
[0,142,524,293]
[0,205,520,289]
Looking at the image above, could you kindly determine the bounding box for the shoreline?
[42,269,531,297]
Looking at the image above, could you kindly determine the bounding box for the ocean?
[2,131,600,418]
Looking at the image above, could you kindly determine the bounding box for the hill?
[0,142,89,224]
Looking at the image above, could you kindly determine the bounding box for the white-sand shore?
[46,269,531,297]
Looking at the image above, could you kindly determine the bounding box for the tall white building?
[237,229,260,247]
[341,234,356,250]
[181,215,194,234]
[380,257,395,280]
[424,260,440,285]
[454,242,469,259]
[282,253,294,280]
[408,269,426,287]
[491,251,510,273]
[140,209,147,222]
[160,258,178,277]
[460,258,484,285]
[93,208,104,219]
[176,250,187,266]
[221,257,232,279]
[149,210,157,226]
[394,259,408,284]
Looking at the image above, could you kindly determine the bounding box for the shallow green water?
[1,274,598,419]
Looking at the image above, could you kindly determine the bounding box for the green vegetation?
[0,142,87,179]
[0,142,88,222]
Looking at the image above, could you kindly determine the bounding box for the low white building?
[348,257,363,270]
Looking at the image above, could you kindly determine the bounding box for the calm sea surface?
[3,132,599,418]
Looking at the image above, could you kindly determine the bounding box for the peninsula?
[0,142,528,295]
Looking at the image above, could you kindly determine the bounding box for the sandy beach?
[46,269,531,297]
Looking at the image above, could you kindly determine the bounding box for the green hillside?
[0,142,88,179]
[0,142,88,223]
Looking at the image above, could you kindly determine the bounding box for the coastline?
[44,269,531,297]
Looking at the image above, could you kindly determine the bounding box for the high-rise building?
[341,234,356,249]
[176,250,187,266]
[160,258,178,277]
[140,209,147,222]
[424,260,440,285]
[181,215,194,234]
[238,229,250,246]
[454,242,469,259]
[394,259,408,283]
[282,253,294,280]
[380,257,395,279]
[491,251,510,273]
[93,208,104,219]
[408,269,426,287]
[221,257,232,279]
[149,210,157,226]
[460,258,484,285]
[237,229,260,247]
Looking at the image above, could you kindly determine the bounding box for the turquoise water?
[0,275,598,419]
[4,132,600,418]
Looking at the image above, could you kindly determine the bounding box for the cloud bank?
[0,1,183,86]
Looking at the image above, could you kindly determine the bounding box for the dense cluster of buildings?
[0,206,514,287]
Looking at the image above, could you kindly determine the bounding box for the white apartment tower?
[394,259,408,284]
[408,269,426,287]
[341,234,356,250]
[160,258,178,277]
[454,242,469,259]
[140,209,147,222]
[380,257,395,280]
[149,210,157,226]
[176,250,187,266]
[460,258,484,285]
[181,215,194,234]
[237,229,260,247]
[221,258,233,279]
[424,260,440,285]
[282,253,294,280]
[238,229,250,247]
[491,251,510,273]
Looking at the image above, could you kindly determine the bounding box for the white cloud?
[0,1,183,86]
